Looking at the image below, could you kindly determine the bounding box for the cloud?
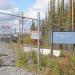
[24,0,69,19]
[0,0,15,10]
[0,0,19,33]
[0,0,19,22]
[33,0,49,11]
[24,0,49,19]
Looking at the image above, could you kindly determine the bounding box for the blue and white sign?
[53,32,75,44]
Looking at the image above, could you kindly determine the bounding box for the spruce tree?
[74,0,75,31]
[68,0,72,30]
[31,20,36,31]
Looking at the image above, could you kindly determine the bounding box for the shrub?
[47,59,61,75]
[39,54,47,70]
[28,51,37,64]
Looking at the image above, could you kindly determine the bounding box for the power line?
[0,12,38,20]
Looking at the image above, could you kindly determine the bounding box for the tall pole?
[19,12,24,45]
[22,12,23,45]
[72,0,74,31]
[19,15,21,43]
[37,12,40,72]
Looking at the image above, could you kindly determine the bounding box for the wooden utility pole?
[22,12,24,45]
[19,12,24,45]
[19,16,21,43]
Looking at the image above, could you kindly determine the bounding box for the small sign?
[13,34,18,37]
[53,50,61,57]
[31,31,41,39]
[0,25,12,33]
[0,25,12,38]
[40,48,51,55]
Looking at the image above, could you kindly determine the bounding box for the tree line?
[31,0,75,48]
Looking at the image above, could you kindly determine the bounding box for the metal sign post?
[37,12,40,72]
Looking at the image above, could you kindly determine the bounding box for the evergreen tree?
[50,0,56,31]
[58,0,65,31]
[31,20,36,31]
[40,0,75,49]
[41,20,47,47]
[65,3,69,31]
[74,0,75,30]
[68,0,72,30]
[57,0,62,31]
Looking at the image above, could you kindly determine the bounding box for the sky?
[14,0,36,11]
[0,0,68,20]
[0,0,68,33]
[0,0,49,19]
[0,0,49,33]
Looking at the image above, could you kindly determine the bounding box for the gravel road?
[0,42,39,75]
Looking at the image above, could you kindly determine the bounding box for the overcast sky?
[0,0,68,33]
[0,0,50,19]
[0,0,69,19]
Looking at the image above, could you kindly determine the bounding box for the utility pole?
[37,12,40,72]
[22,12,24,45]
[19,16,21,43]
[19,12,24,45]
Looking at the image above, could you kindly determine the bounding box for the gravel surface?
[0,66,37,75]
[0,42,39,75]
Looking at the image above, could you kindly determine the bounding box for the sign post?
[37,12,40,72]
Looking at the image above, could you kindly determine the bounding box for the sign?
[53,50,61,57]
[53,32,75,44]
[31,31,41,39]
[13,33,18,37]
[0,25,12,33]
[40,48,51,55]
[0,25,13,38]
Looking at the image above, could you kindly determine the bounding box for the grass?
[10,42,39,74]
[10,42,75,75]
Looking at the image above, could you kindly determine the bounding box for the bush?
[47,59,61,75]
[60,51,65,57]
[69,54,75,64]
[39,54,47,70]
[28,51,37,64]
[16,52,28,67]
